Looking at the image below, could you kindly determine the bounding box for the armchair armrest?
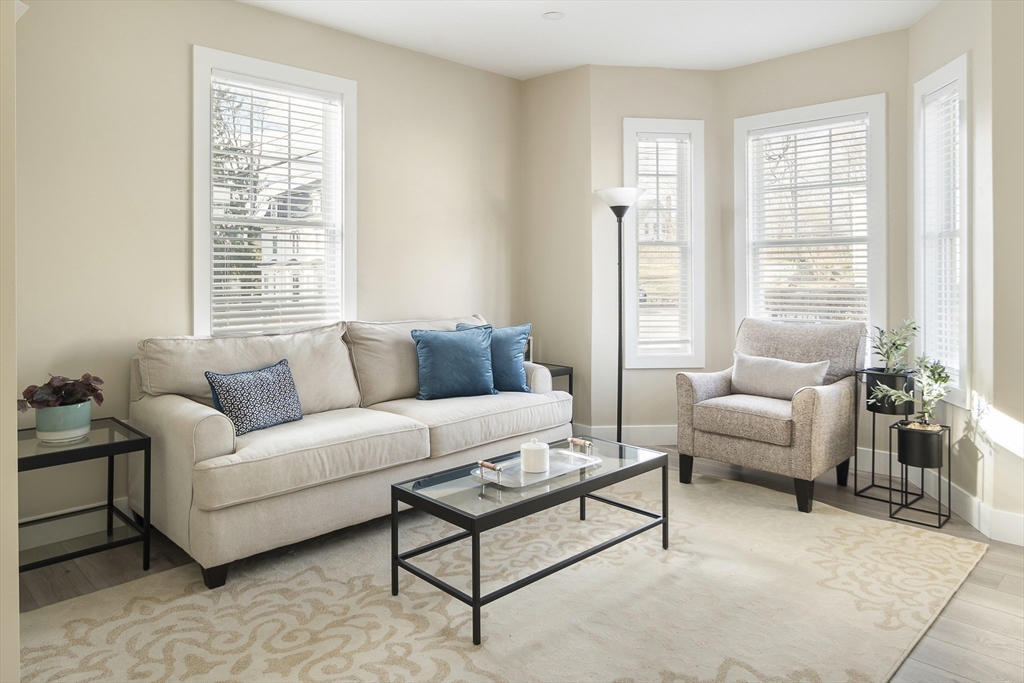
[792,376,856,480]
[128,394,235,553]
[676,368,733,454]
[524,361,553,394]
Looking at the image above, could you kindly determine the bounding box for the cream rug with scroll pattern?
[20,472,986,682]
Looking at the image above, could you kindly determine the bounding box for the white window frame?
[192,46,357,336]
[914,54,970,408]
[623,117,705,369]
[733,94,887,336]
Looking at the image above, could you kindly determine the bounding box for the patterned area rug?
[20,472,986,682]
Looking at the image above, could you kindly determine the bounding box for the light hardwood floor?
[19,451,1024,682]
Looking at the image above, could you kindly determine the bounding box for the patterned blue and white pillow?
[205,359,303,436]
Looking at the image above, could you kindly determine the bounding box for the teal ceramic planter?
[35,401,92,443]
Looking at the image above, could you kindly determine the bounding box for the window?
[914,55,969,407]
[193,47,356,336]
[734,95,886,333]
[623,118,705,368]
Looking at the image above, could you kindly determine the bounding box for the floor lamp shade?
[596,187,646,217]
[594,187,644,443]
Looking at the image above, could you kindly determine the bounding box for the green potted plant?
[17,373,104,443]
[864,320,918,415]
[869,356,950,468]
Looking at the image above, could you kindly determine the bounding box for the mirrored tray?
[471,450,602,489]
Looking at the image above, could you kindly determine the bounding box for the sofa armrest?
[793,376,856,480]
[525,361,553,394]
[128,394,235,553]
[676,368,733,455]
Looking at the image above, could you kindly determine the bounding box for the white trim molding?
[192,46,357,336]
[572,423,677,449]
[853,447,1023,546]
[622,117,706,369]
[733,94,887,336]
[913,54,970,409]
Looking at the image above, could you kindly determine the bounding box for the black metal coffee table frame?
[391,441,668,645]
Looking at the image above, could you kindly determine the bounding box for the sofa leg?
[836,458,850,487]
[679,454,694,484]
[794,479,814,513]
[201,563,230,589]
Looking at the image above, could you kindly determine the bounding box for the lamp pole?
[611,207,628,444]
[595,188,645,444]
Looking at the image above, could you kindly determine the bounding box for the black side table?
[18,417,151,572]
[537,363,573,396]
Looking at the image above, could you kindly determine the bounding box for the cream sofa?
[127,315,572,588]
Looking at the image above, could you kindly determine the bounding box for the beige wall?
[15,0,522,519]
[1,0,21,676]
[520,67,594,423]
[991,0,1024,424]
[588,66,722,429]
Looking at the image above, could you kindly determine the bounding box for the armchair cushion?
[731,351,829,400]
[693,394,794,447]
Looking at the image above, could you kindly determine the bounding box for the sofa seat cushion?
[369,391,573,458]
[192,408,429,511]
[693,394,793,447]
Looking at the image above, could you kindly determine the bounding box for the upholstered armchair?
[676,318,864,512]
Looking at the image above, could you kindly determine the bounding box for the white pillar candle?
[520,438,550,473]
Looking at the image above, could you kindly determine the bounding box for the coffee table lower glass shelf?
[391,436,668,645]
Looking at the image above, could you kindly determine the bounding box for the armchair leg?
[794,479,814,513]
[679,454,694,484]
[201,563,230,589]
[836,458,850,487]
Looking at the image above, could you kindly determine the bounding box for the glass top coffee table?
[391,436,668,645]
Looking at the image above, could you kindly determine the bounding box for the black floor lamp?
[596,187,645,443]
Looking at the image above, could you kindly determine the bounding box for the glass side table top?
[395,437,665,518]
[18,417,148,460]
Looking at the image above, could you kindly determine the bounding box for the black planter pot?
[863,368,915,415]
[896,421,944,469]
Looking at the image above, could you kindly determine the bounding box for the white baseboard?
[571,423,676,448]
[19,496,133,550]
[853,447,1023,546]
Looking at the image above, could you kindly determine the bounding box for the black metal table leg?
[143,446,151,570]
[106,454,115,536]
[391,490,399,596]
[580,496,586,520]
[662,464,669,549]
[472,526,481,645]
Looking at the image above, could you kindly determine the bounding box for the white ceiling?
[241,0,938,80]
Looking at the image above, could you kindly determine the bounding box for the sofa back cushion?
[344,315,486,406]
[137,322,360,414]
[734,318,865,385]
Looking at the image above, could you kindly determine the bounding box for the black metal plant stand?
[853,369,918,502]
[888,422,952,529]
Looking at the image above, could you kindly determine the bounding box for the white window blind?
[914,54,968,407]
[746,118,870,324]
[208,72,343,336]
[921,83,962,386]
[636,133,692,354]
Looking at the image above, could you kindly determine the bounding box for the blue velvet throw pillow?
[410,327,498,400]
[456,322,532,392]
[205,359,303,436]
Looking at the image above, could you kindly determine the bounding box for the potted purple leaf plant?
[17,373,104,443]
